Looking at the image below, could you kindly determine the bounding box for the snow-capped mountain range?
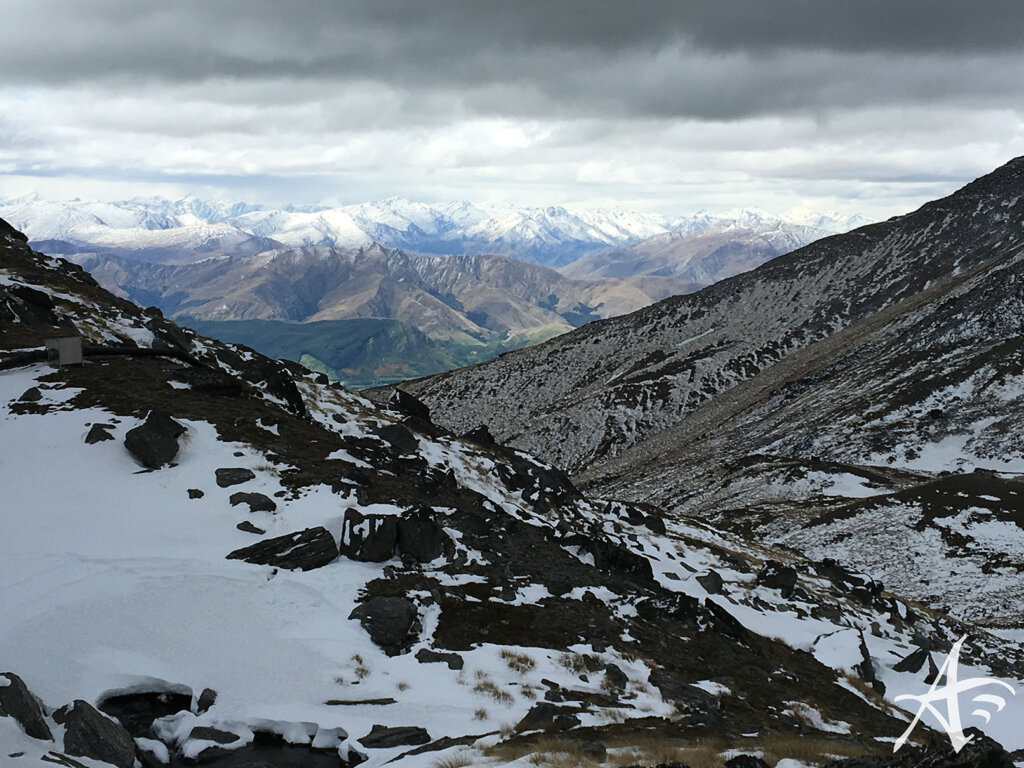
[0,194,869,268]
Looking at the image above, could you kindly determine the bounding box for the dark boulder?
[227,527,338,571]
[360,724,430,748]
[63,699,136,768]
[414,648,464,670]
[188,488,205,499]
[236,521,266,535]
[0,672,52,741]
[124,411,185,469]
[461,425,496,445]
[340,508,398,562]
[375,423,419,455]
[350,597,419,655]
[196,688,218,715]
[643,513,667,535]
[515,702,581,733]
[757,560,799,597]
[396,508,447,563]
[387,389,432,424]
[563,534,654,584]
[602,663,629,691]
[84,423,115,444]
[18,387,41,402]
[696,570,724,594]
[216,467,256,487]
[648,670,721,723]
[229,491,278,513]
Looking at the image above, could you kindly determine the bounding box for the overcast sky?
[2,0,1023,218]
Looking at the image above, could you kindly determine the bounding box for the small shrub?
[556,652,588,674]
[433,753,473,768]
[500,649,537,673]
[474,678,515,705]
[396,681,410,691]
[474,708,489,721]
[521,683,537,700]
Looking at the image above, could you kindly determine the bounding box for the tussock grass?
[501,648,537,673]
[473,672,515,705]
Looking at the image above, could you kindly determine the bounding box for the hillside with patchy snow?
[3,216,1023,768]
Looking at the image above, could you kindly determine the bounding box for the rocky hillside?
[72,244,695,388]
[402,157,1024,476]
[3,218,1022,767]
[75,244,689,344]
[396,157,1024,632]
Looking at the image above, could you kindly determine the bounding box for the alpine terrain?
[3,187,1022,768]
[397,156,1024,630]
[0,197,852,387]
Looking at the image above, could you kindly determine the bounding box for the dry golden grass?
[474,677,515,705]
[598,732,888,768]
[487,737,603,768]
[501,648,537,673]
[432,752,474,768]
[555,652,588,674]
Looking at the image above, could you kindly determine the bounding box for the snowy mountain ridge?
[0,195,866,268]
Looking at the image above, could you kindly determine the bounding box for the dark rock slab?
[236,521,266,535]
[325,697,397,706]
[84,423,115,444]
[216,467,256,487]
[696,570,724,594]
[0,672,52,741]
[227,527,338,571]
[360,724,430,748]
[515,702,581,733]
[415,648,464,670]
[189,725,239,744]
[229,491,278,513]
[893,647,930,674]
[350,597,419,655]
[188,488,204,499]
[63,700,135,768]
[124,411,185,469]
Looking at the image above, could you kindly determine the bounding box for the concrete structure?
[45,337,83,367]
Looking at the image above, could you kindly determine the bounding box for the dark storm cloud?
[5,0,1024,122]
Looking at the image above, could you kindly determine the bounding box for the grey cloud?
[3,1,1024,123]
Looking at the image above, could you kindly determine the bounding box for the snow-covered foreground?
[6,360,1024,767]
